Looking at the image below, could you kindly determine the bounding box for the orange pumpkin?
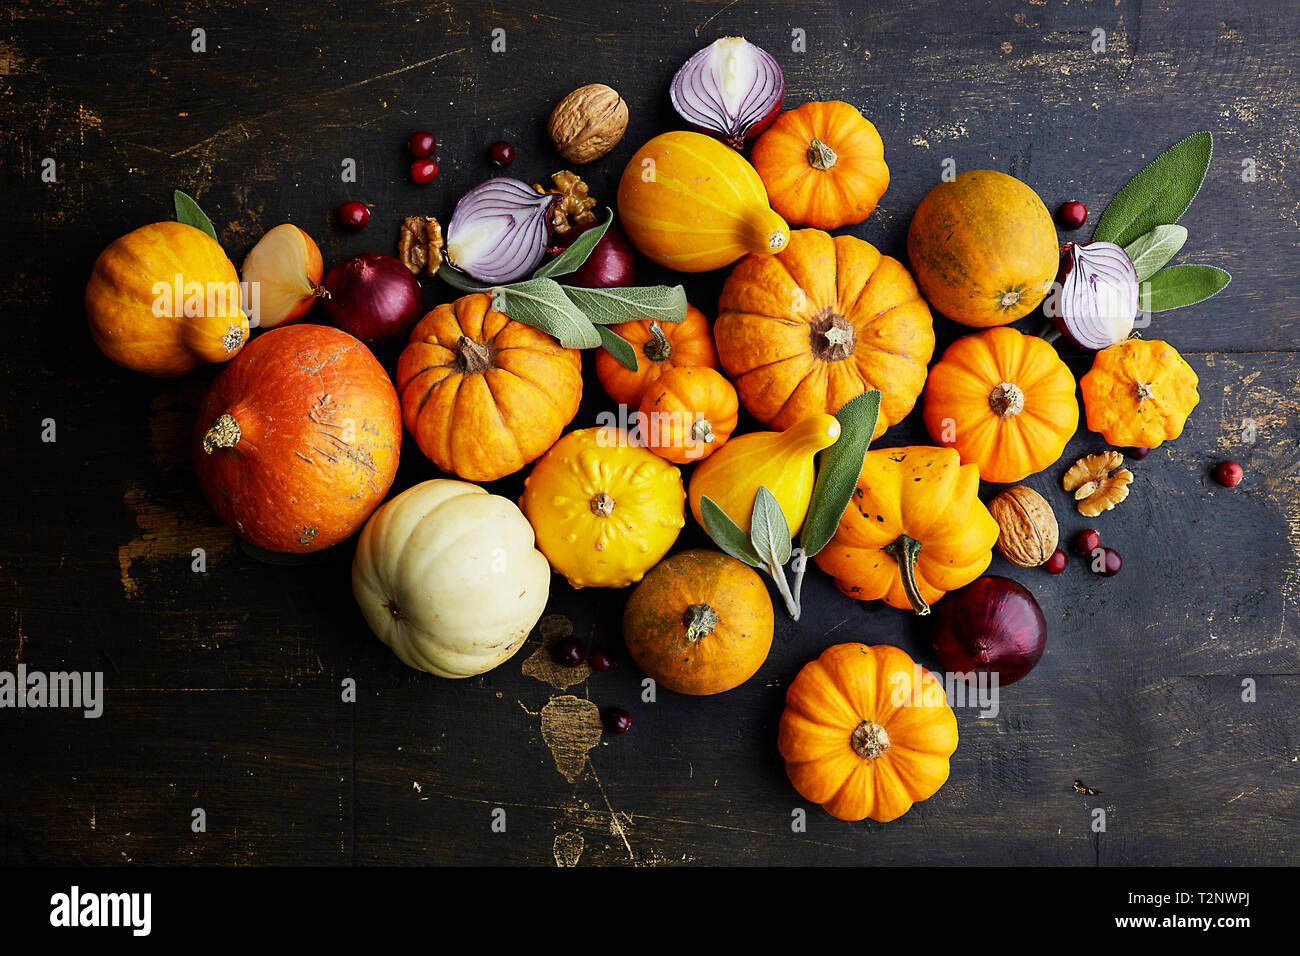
[638,366,738,464]
[715,229,934,437]
[906,170,1059,327]
[1079,338,1200,448]
[750,101,889,229]
[778,643,958,822]
[922,327,1079,483]
[194,325,401,552]
[396,293,582,482]
[623,549,774,696]
[595,304,719,407]
[86,221,250,377]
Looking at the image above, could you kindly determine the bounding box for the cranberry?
[553,637,586,667]
[1072,528,1101,557]
[1093,547,1123,577]
[336,201,370,230]
[407,130,436,158]
[604,708,632,734]
[1059,200,1088,230]
[1127,446,1151,461]
[1214,460,1244,487]
[409,159,439,184]
[589,650,615,672]
[487,140,515,166]
[1044,549,1068,574]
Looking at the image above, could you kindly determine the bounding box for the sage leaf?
[562,284,688,326]
[699,496,763,567]
[174,189,217,240]
[438,262,493,293]
[750,487,793,568]
[493,277,601,348]
[1138,264,1231,312]
[532,207,612,280]
[800,389,881,559]
[1123,224,1188,282]
[596,325,638,371]
[1093,131,1213,248]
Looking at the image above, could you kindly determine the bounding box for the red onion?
[564,226,638,289]
[670,37,784,149]
[1047,240,1138,350]
[931,576,1047,686]
[445,178,555,284]
[320,253,424,348]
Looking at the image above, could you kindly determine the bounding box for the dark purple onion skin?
[565,227,638,289]
[320,253,424,348]
[931,576,1047,686]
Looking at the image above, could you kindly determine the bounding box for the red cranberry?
[1044,549,1068,574]
[1214,460,1244,487]
[1072,528,1101,557]
[407,130,436,158]
[589,650,615,672]
[1093,547,1122,577]
[409,159,439,184]
[553,637,586,667]
[604,708,632,734]
[1127,446,1151,461]
[336,201,370,230]
[487,140,515,166]
[1059,200,1088,230]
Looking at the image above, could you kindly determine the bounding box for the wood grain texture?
[1,0,1298,866]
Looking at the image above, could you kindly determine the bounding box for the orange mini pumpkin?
[750,101,889,229]
[778,643,958,822]
[396,293,583,482]
[715,229,934,437]
[638,366,738,464]
[922,327,1079,483]
[595,304,719,407]
[1080,338,1200,448]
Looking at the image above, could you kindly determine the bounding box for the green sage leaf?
[596,325,638,371]
[493,277,601,348]
[800,389,881,559]
[532,207,613,280]
[699,496,763,568]
[750,486,793,568]
[1123,224,1188,282]
[1093,131,1213,248]
[174,189,217,240]
[1138,264,1231,312]
[562,284,688,326]
[438,262,493,293]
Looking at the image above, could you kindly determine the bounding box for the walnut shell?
[547,84,628,164]
[988,485,1058,567]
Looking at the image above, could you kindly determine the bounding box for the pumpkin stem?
[589,492,615,517]
[811,310,857,362]
[683,603,719,642]
[643,321,672,362]
[1135,381,1155,402]
[851,720,891,760]
[988,382,1025,418]
[807,138,838,171]
[202,413,242,454]
[690,417,715,445]
[882,534,930,616]
[456,336,494,375]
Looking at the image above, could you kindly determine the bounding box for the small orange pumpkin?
[750,101,889,229]
[778,643,958,822]
[595,304,719,407]
[1079,338,1200,448]
[396,293,583,482]
[638,366,738,464]
[922,327,1079,483]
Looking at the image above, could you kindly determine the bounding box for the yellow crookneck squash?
[814,446,998,615]
[778,643,958,822]
[922,326,1079,484]
[1079,338,1200,448]
[715,229,934,436]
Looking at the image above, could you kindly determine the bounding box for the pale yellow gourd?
[688,413,841,536]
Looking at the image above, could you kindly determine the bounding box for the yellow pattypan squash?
[1079,338,1200,449]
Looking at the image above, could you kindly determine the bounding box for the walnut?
[547,84,628,164]
[1063,450,1133,517]
[534,170,597,235]
[988,485,1059,567]
[398,215,443,276]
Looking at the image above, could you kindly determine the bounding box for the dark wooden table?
[2,0,1297,867]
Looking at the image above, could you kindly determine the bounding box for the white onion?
[445,178,555,284]
[670,37,784,149]
[1047,241,1139,350]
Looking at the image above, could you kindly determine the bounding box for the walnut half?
[398,215,443,275]
[534,171,597,236]
[1063,450,1133,517]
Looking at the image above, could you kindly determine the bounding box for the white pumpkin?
[352,479,550,678]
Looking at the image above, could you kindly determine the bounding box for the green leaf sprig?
[174,189,217,240]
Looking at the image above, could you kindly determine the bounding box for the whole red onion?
[320,253,424,348]
[931,576,1047,686]
[565,226,638,289]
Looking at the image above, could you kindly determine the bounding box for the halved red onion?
[1047,241,1139,350]
[670,37,784,149]
[444,178,556,284]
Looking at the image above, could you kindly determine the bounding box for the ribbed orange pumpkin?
[922,327,1079,483]
[715,229,934,437]
[396,293,582,482]
[638,366,739,464]
[594,304,719,407]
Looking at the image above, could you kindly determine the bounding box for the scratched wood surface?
[2,0,1298,866]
